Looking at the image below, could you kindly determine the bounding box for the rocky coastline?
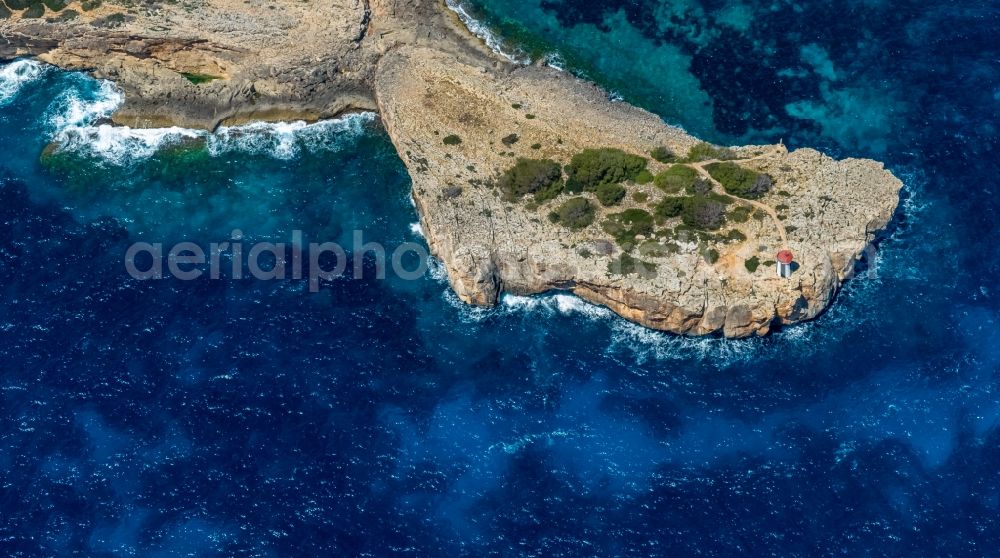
[0,0,904,337]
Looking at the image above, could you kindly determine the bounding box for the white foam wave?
[40,74,376,164]
[502,293,613,320]
[208,113,375,160]
[544,53,567,72]
[445,0,531,65]
[409,222,425,238]
[0,59,47,106]
[48,80,124,131]
[57,125,205,164]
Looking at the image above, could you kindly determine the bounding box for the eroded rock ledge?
[1,0,903,337]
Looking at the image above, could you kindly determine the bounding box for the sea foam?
[445,0,531,65]
[208,114,375,160]
[0,60,47,106]
[40,72,377,164]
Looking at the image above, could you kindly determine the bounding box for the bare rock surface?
[1,0,903,337]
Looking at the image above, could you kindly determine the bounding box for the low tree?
[499,158,563,201]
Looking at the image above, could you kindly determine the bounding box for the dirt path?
[689,150,788,248]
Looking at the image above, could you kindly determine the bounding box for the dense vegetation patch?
[654,196,685,220]
[705,162,772,199]
[499,158,563,201]
[723,229,747,242]
[565,148,647,193]
[680,195,728,230]
[653,164,698,194]
[0,2,10,18]
[595,182,626,206]
[442,134,462,146]
[22,2,43,17]
[745,256,761,273]
[80,0,101,9]
[602,208,654,246]
[727,205,752,223]
[550,197,596,230]
[41,0,65,11]
[650,146,676,164]
[608,253,657,278]
[501,133,519,146]
[655,194,729,230]
[634,169,654,184]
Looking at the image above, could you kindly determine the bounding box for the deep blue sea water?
[2,0,999,554]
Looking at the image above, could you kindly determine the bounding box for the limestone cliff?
[0,0,903,337]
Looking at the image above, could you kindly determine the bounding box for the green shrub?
[442,134,462,146]
[634,169,654,184]
[654,197,685,220]
[650,146,677,164]
[653,164,698,193]
[684,142,736,162]
[681,196,727,230]
[631,192,649,203]
[608,253,657,278]
[5,0,30,9]
[745,256,761,273]
[530,143,542,150]
[533,180,564,203]
[511,103,522,109]
[686,179,712,196]
[763,260,776,267]
[565,148,647,193]
[553,197,596,230]
[525,114,536,119]
[22,2,44,17]
[704,248,720,264]
[595,182,626,206]
[724,229,747,242]
[80,0,101,9]
[42,0,65,11]
[705,162,772,199]
[52,8,78,19]
[498,158,563,201]
[180,72,221,84]
[501,133,519,146]
[602,209,654,245]
[728,205,752,223]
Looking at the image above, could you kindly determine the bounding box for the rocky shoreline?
[0,0,903,337]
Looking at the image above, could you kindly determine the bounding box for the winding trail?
[688,147,789,248]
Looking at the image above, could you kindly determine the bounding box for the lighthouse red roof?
[777,250,794,264]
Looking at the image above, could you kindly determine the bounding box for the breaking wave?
[0,59,47,106]
[207,114,376,160]
[40,73,377,164]
[445,0,531,65]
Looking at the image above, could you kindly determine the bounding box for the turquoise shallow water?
[1,0,1000,553]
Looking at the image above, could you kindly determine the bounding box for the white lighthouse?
[777,250,794,278]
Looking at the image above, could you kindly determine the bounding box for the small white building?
[777,250,794,278]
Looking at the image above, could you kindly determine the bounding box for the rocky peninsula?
[0,0,903,337]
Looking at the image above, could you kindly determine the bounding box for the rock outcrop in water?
[0,0,903,337]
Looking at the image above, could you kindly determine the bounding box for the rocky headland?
[0,0,903,337]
